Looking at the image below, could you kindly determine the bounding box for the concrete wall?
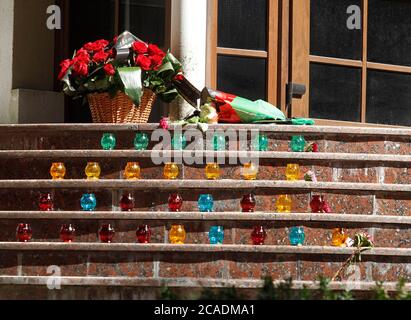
[0,0,16,123]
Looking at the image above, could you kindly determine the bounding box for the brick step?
[0,180,409,193]
[0,124,409,155]
[1,277,409,292]
[1,243,410,257]
[1,212,410,226]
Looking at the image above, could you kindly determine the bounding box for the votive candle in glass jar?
[99,224,115,243]
[39,192,54,211]
[101,133,116,150]
[120,193,135,212]
[205,163,221,180]
[276,195,292,213]
[168,193,183,212]
[290,136,306,152]
[209,226,224,245]
[164,163,179,180]
[251,226,267,245]
[136,225,152,244]
[198,194,214,212]
[134,132,149,150]
[80,193,97,211]
[60,224,76,243]
[213,134,226,151]
[124,162,141,180]
[85,162,101,180]
[289,227,305,246]
[285,164,300,181]
[171,134,187,150]
[169,224,186,244]
[50,162,66,180]
[241,194,256,213]
[16,223,32,242]
[242,162,258,180]
[332,228,349,247]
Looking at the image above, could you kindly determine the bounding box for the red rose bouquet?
[58,31,183,106]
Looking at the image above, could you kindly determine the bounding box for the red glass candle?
[99,224,115,243]
[251,226,267,245]
[120,193,135,212]
[241,194,256,212]
[60,224,76,243]
[16,223,32,242]
[136,225,152,244]
[39,192,54,211]
[310,195,323,213]
[168,194,183,212]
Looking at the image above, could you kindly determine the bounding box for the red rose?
[93,50,110,63]
[132,41,148,54]
[136,54,152,71]
[58,59,72,80]
[74,48,91,63]
[150,54,164,70]
[84,39,109,52]
[73,61,89,77]
[147,44,165,58]
[103,64,115,76]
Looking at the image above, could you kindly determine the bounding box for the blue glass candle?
[198,194,214,212]
[289,227,305,246]
[101,133,116,150]
[80,193,97,211]
[171,134,187,150]
[134,132,149,150]
[290,136,306,152]
[253,134,269,151]
[209,226,224,245]
[213,134,226,151]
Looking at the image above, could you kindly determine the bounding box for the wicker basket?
[87,89,156,123]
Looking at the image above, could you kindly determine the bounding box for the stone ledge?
[0,150,410,164]
[1,211,410,226]
[0,124,410,138]
[0,180,409,194]
[0,276,409,291]
[0,243,410,257]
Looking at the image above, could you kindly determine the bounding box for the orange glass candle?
[164,163,179,180]
[169,224,186,244]
[50,162,66,180]
[124,162,141,180]
[285,164,300,181]
[332,228,349,247]
[205,163,221,180]
[242,163,258,180]
[85,162,101,180]
[276,195,292,213]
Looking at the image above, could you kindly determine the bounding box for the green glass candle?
[213,134,226,151]
[171,134,187,150]
[290,136,306,152]
[253,134,269,151]
[134,132,149,150]
[101,133,116,150]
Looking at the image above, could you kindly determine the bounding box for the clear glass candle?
[171,134,187,150]
[39,192,54,211]
[80,193,97,211]
[164,163,179,180]
[289,227,305,246]
[50,162,66,180]
[16,223,32,242]
[276,195,292,213]
[124,162,141,180]
[290,136,306,152]
[242,162,258,180]
[205,163,221,180]
[85,162,101,180]
[134,132,149,150]
[198,194,214,212]
[209,226,224,245]
[99,224,115,243]
[101,133,116,150]
[285,164,300,181]
[169,224,186,244]
[60,224,76,243]
[136,225,152,244]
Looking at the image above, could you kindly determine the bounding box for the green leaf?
[117,67,143,105]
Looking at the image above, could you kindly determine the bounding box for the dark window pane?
[309,63,361,122]
[310,0,362,60]
[218,0,267,50]
[120,0,165,47]
[217,55,267,101]
[368,0,411,67]
[366,70,411,126]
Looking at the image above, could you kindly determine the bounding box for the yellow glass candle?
[124,162,141,180]
[242,163,258,180]
[332,228,349,247]
[205,163,221,180]
[276,195,292,213]
[285,164,300,181]
[85,162,101,180]
[50,162,66,180]
[164,163,179,180]
[169,224,186,244]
